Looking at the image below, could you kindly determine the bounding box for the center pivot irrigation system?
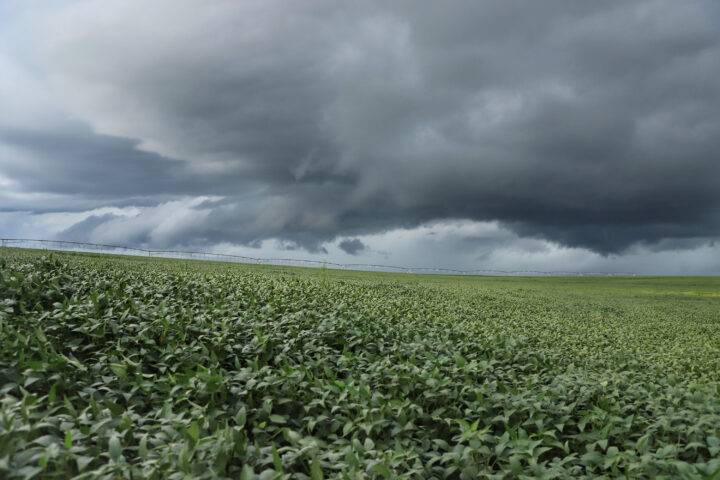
[1,238,635,276]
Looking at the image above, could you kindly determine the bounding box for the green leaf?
[47,384,57,404]
[180,444,190,473]
[64,430,72,449]
[373,463,393,478]
[311,456,323,480]
[34,328,47,343]
[187,421,200,443]
[109,435,122,461]
[240,464,254,480]
[269,414,286,424]
[76,456,93,472]
[235,407,247,427]
[272,443,283,472]
[138,435,148,460]
[283,429,301,444]
[510,456,523,475]
[109,363,127,378]
[637,434,651,454]
[15,466,42,480]
[63,395,77,416]
[103,398,125,416]
[581,450,603,466]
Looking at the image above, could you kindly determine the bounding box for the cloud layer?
[1,0,720,272]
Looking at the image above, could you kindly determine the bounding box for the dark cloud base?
[339,238,367,255]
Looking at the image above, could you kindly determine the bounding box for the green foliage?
[0,249,719,479]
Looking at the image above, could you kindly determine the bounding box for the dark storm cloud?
[4,0,720,253]
[0,126,192,199]
[338,238,367,256]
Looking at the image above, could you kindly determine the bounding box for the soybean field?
[1,248,719,479]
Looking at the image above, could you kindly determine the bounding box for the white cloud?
[83,197,220,247]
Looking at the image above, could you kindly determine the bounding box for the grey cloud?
[0,125,204,203]
[56,213,121,242]
[338,238,367,255]
[3,0,720,257]
[52,197,216,249]
[276,238,328,255]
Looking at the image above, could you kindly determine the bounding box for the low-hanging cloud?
[338,238,367,256]
[1,0,720,261]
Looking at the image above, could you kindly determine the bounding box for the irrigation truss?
[1,238,636,276]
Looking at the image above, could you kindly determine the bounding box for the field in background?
[1,248,719,478]
[0,239,639,277]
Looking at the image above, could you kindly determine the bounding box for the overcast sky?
[2,0,720,274]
